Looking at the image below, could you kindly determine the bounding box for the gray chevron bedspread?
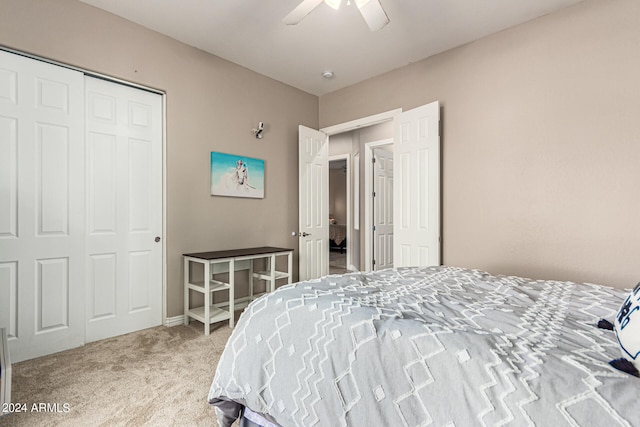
[208,266,639,426]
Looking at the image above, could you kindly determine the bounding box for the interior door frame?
[1,46,168,329]
[363,138,394,271]
[320,109,401,273]
[328,154,351,271]
[160,94,168,326]
[321,109,402,136]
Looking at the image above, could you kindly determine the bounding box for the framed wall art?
[210,152,265,199]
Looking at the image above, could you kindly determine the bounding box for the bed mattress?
[209,266,639,426]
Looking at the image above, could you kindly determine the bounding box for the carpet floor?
[2,323,233,426]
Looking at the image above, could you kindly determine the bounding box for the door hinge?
[372,191,376,197]
[372,225,376,231]
[372,157,376,163]
[372,259,376,266]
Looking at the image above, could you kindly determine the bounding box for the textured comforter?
[209,266,639,426]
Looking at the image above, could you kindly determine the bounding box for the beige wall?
[0,0,318,317]
[321,0,640,289]
[3,0,639,325]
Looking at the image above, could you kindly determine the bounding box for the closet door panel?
[88,132,117,234]
[0,50,164,361]
[0,50,85,362]
[0,262,17,338]
[85,76,163,343]
[88,253,117,321]
[36,123,70,235]
[0,116,17,238]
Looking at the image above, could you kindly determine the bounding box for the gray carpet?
[2,323,233,426]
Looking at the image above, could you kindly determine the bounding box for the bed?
[208,266,639,426]
[329,224,346,253]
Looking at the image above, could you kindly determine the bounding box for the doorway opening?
[329,154,351,274]
[298,102,440,280]
[322,114,397,273]
[298,110,399,280]
[329,156,349,274]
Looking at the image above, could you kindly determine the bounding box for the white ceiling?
[79,0,584,96]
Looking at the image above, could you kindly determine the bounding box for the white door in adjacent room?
[373,148,394,270]
[0,50,86,362]
[393,101,441,267]
[298,125,329,281]
[85,76,163,343]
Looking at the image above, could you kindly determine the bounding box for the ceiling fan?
[283,0,389,32]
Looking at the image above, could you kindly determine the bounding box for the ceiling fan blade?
[355,0,389,32]
[283,0,325,25]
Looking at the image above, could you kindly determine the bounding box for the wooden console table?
[183,246,293,334]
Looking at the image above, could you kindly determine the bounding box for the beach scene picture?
[210,152,265,198]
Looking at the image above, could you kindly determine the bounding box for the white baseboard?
[164,315,185,327]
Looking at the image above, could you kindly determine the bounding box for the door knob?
[155,236,161,242]
[301,232,311,237]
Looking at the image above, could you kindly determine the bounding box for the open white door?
[298,125,329,281]
[393,101,440,267]
[373,148,394,270]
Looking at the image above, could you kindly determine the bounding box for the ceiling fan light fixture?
[283,0,324,25]
[324,0,342,10]
[356,0,389,31]
[283,0,389,31]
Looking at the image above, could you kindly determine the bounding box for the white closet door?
[0,50,85,362]
[85,77,163,342]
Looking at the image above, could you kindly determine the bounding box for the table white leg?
[203,261,210,336]
[184,257,190,326]
[266,254,273,293]
[229,259,235,328]
[249,258,254,302]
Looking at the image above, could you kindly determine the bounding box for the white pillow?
[614,283,640,371]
